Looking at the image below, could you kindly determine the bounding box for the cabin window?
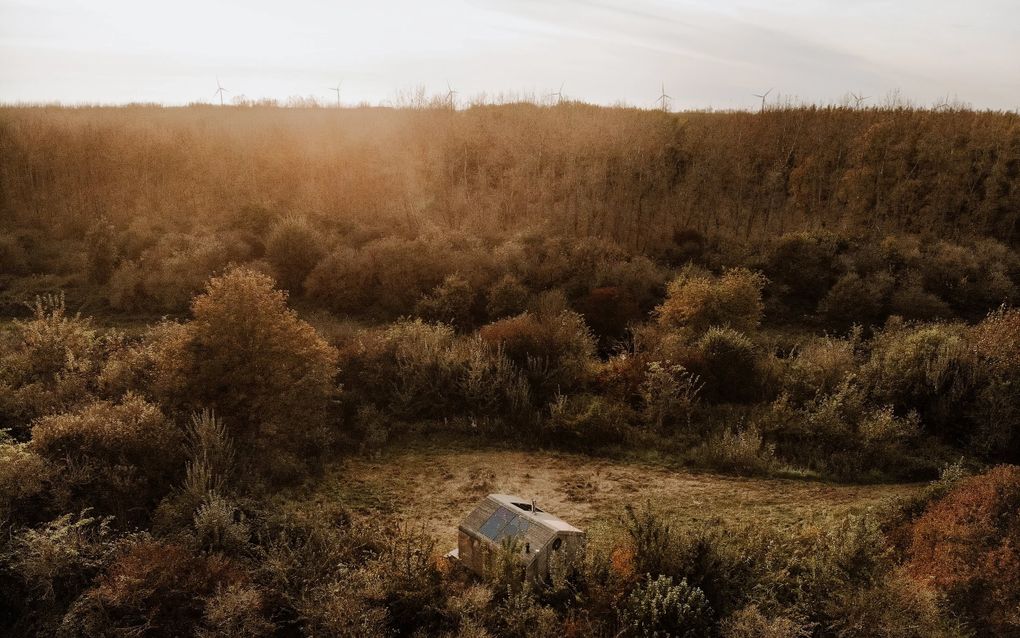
[511,502,544,513]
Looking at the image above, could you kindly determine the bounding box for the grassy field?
[283,441,924,549]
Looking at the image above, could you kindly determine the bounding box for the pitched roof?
[459,494,583,563]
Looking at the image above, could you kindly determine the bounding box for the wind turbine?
[446,81,458,108]
[753,88,772,113]
[656,83,671,112]
[214,78,229,106]
[850,91,870,109]
[328,81,342,108]
[546,82,564,105]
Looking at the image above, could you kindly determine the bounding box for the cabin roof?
[459,494,583,562]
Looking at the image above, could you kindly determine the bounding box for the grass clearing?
[283,441,924,547]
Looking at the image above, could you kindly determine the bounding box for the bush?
[485,274,530,320]
[31,394,182,518]
[0,233,29,275]
[0,433,52,523]
[576,286,643,345]
[817,271,892,328]
[861,321,976,438]
[690,427,779,476]
[656,266,766,334]
[782,334,857,404]
[265,216,326,293]
[151,267,338,481]
[63,537,247,638]
[719,605,809,638]
[0,294,106,434]
[415,273,477,328]
[905,465,1020,636]
[969,308,1020,459]
[764,232,843,311]
[619,575,712,638]
[693,328,765,404]
[546,394,634,446]
[639,361,701,432]
[480,310,596,401]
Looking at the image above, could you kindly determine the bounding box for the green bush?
[415,273,477,328]
[485,274,530,320]
[639,361,702,432]
[619,575,712,638]
[546,394,634,446]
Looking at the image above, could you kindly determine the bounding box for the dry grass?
[284,442,922,546]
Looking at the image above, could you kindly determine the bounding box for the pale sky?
[1,0,1018,110]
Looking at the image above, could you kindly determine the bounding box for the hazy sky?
[2,0,1018,110]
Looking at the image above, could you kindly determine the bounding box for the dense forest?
[2,103,1020,637]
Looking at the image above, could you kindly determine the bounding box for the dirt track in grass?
[286,443,923,546]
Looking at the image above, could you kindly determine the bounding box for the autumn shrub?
[485,274,530,320]
[718,605,810,638]
[921,239,1018,317]
[782,334,857,404]
[905,465,1020,636]
[6,511,114,634]
[817,271,892,328]
[151,267,338,481]
[769,383,923,480]
[545,394,634,446]
[0,433,53,524]
[576,286,643,346]
[618,575,712,638]
[479,310,596,401]
[265,216,326,293]
[0,294,107,435]
[63,537,248,638]
[415,272,477,328]
[639,361,702,432]
[107,233,248,313]
[656,266,766,334]
[689,427,779,476]
[31,394,182,518]
[969,307,1020,459]
[692,328,766,404]
[861,320,977,439]
[764,231,844,312]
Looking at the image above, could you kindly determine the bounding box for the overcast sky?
[1,0,1018,110]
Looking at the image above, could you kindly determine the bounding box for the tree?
[153,267,338,480]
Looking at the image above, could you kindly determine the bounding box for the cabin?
[449,494,585,582]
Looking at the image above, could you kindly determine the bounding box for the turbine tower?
[328,81,342,108]
[446,81,458,108]
[753,88,772,113]
[656,83,672,112]
[214,78,229,106]
[850,91,870,109]
[546,82,564,105]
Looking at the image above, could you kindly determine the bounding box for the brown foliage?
[906,465,1020,635]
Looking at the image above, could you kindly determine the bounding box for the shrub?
[265,216,326,293]
[0,233,29,274]
[693,328,764,404]
[577,286,643,345]
[152,267,338,480]
[656,266,766,334]
[619,575,712,638]
[639,361,702,432]
[0,294,106,434]
[690,427,779,475]
[485,274,529,320]
[969,308,1020,459]
[905,465,1020,636]
[480,310,596,401]
[31,394,182,518]
[719,605,810,638]
[63,537,247,638]
[817,271,892,328]
[415,273,477,328]
[0,433,52,523]
[546,394,634,446]
[783,334,857,404]
[764,231,843,311]
[861,321,976,438]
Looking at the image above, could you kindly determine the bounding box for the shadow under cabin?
[448,493,585,582]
